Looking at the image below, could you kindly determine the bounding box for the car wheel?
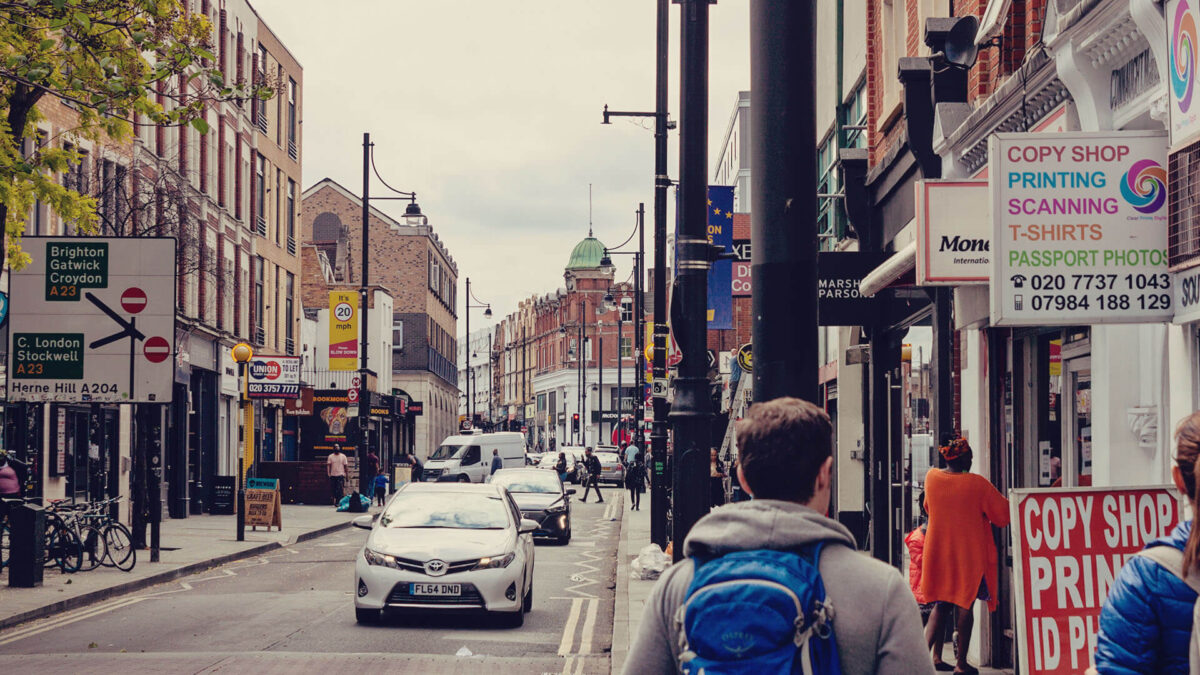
[355,607,381,624]
[523,582,533,613]
[458,474,471,483]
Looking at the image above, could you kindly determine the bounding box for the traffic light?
[572,413,580,434]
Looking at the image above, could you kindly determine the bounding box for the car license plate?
[411,583,461,596]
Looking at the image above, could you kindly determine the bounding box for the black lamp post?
[600,209,646,452]
[360,132,424,492]
[464,277,492,425]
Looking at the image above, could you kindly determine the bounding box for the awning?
[859,241,917,297]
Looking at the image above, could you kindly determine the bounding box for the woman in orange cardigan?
[920,438,1010,675]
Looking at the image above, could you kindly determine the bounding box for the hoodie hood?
[684,500,857,558]
[1149,519,1192,552]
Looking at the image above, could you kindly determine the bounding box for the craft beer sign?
[1010,486,1182,675]
[990,132,1171,326]
[8,237,176,403]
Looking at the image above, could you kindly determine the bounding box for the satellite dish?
[944,15,980,69]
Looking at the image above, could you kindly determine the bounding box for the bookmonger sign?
[990,131,1171,326]
[8,237,176,403]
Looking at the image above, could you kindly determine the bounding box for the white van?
[423,431,527,483]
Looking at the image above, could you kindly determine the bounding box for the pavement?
[609,498,1015,675]
[0,503,362,632]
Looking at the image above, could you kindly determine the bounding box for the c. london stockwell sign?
[916,180,990,285]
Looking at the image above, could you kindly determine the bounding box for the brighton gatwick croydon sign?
[989,131,1171,326]
[8,237,176,403]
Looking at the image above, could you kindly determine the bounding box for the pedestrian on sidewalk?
[581,447,604,503]
[372,471,389,506]
[1091,412,1200,675]
[624,442,639,467]
[365,449,380,478]
[624,398,933,674]
[555,452,569,484]
[490,448,504,475]
[906,490,952,671]
[327,444,349,505]
[921,438,1010,675]
[709,448,727,507]
[0,449,25,524]
[625,452,645,510]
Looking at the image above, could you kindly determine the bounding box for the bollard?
[8,502,45,587]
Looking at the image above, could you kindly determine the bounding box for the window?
[234,139,243,220]
[285,271,294,342]
[1170,141,1200,267]
[286,179,296,251]
[287,77,297,158]
[619,297,633,322]
[393,319,404,352]
[254,255,265,337]
[879,0,906,125]
[620,337,633,359]
[255,154,266,231]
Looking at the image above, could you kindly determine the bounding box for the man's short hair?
[734,397,833,502]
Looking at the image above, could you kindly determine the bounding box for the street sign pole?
[231,343,253,542]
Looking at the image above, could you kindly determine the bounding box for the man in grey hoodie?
[623,397,934,674]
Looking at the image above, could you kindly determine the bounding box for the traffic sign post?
[8,238,177,403]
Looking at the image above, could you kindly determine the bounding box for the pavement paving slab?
[0,504,362,631]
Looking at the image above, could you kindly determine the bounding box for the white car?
[353,482,538,627]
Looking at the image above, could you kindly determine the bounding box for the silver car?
[595,451,626,485]
[353,482,538,627]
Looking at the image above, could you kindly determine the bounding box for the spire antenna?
[588,184,593,237]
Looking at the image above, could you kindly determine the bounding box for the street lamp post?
[231,342,254,543]
[360,132,424,489]
[464,277,493,426]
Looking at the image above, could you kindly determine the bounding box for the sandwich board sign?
[7,237,177,403]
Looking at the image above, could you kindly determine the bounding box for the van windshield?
[430,444,464,461]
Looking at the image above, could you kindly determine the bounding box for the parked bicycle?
[46,497,135,572]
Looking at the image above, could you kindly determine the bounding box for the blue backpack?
[675,546,841,675]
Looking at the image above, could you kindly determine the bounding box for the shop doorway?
[886,318,934,567]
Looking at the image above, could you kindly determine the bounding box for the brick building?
[301,178,459,460]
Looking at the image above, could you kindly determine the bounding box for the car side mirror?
[519,518,539,534]
[351,514,375,530]
[566,489,577,496]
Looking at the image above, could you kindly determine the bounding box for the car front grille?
[388,582,485,607]
[388,555,477,575]
[423,469,443,481]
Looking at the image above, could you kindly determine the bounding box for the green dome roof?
[566,236,607,270]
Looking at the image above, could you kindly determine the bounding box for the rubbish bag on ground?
[631,543,669,580]
[337,492,371,512]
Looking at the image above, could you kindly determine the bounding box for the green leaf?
[190,117,210,135]
[38,39,55,52]
[73,11,91,31]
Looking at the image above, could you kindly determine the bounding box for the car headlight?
[546,500,568,514]
[363,548,401,569]
[473,552,516,570]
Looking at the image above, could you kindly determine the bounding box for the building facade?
[300,178,458,462]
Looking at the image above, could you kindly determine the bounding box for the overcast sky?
[251,0,750,336]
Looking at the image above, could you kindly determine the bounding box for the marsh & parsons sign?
[990,131,1171,326]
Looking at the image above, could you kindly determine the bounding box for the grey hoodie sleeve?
[622,562,692,675]
[875,568,938,675]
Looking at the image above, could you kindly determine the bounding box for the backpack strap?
[1136,546,1200,594]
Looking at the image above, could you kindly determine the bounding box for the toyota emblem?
[424,559,448,577]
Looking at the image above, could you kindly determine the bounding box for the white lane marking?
[561,656,575,675]
[578,598,599,654]
[0,597,147,645]
[556,597,584,656]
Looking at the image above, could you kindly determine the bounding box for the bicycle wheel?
[103,523,136,572]
[45,518,82,573]
[78,524,106,572]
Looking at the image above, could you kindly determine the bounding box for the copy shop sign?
[990,132,1171,326]
[1010,486,1182,675]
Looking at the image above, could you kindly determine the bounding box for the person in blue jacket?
[1093,411,1200,674]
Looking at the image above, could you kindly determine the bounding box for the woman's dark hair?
[1176,413,1200,573]
[946,449,973,472]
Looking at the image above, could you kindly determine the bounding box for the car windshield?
[429,443,468,461]
[378,492,509,529]
[493,471,561,494]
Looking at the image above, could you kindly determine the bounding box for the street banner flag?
[329,291,358,371]
[706,186,734,329]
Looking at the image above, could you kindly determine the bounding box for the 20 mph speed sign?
[8,237,177,403]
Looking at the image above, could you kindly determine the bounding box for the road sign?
[737,343,753,373]
[8,237,176,403]
[651,380,669,398]
[348,385,360,403]
[247,355,301,399]
[120,287,148,314]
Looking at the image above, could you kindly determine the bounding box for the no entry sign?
[1010,486,1183,674]
[120,287,147,314]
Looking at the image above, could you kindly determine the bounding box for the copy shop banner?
[990,132,1171,326]
[1010,486,1182,675]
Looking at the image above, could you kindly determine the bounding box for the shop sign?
[1173,264,1200,323]
[284,387,314,416]
[328,290,358,371]
[916,180,990,285]
[408,401,423,416]
[817,251,889,326]
[990,132,1171,326]
[732,238,752,297]
[245,480,282,530]
[8,237,177,403]
[1010,486,1182,675]
[247,355,301,399]
[1168,0,1200,148]
[736,343,753,373]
